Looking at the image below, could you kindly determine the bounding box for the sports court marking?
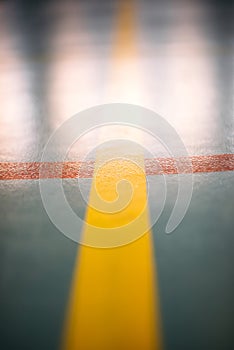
[61,0,163,349]
[61,155,162,350]
[0,154,233,180]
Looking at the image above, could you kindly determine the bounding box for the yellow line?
[61,1,163,349]
[62,155,162,350]
[114,0,136,59]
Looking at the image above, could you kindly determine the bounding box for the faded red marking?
[0,161,95,180]
[0,154,233,180]
[144,154,234,175]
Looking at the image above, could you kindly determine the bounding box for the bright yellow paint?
[62,155,162,350]
[72,156,156,248]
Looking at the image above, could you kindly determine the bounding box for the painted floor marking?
[62,0,162,349]
[61,155,162,350]
[0,154,234,180]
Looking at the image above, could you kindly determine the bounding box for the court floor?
[0,1,234,349]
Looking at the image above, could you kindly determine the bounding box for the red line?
[0,154,233,180]
[144,154,234,175]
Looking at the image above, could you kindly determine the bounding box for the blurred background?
[0,0,234,349]
[1,0,234,161]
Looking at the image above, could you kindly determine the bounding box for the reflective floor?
[0,0,234,349]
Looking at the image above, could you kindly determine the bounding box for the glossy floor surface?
[0,0,234,349]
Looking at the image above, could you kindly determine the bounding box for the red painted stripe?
[144,154,234,175]
[0,161,95,180]
[0,154,233,180]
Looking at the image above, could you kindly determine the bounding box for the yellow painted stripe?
[114,0,136,58]
[62,155,162,350]
[61,1,163,349]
